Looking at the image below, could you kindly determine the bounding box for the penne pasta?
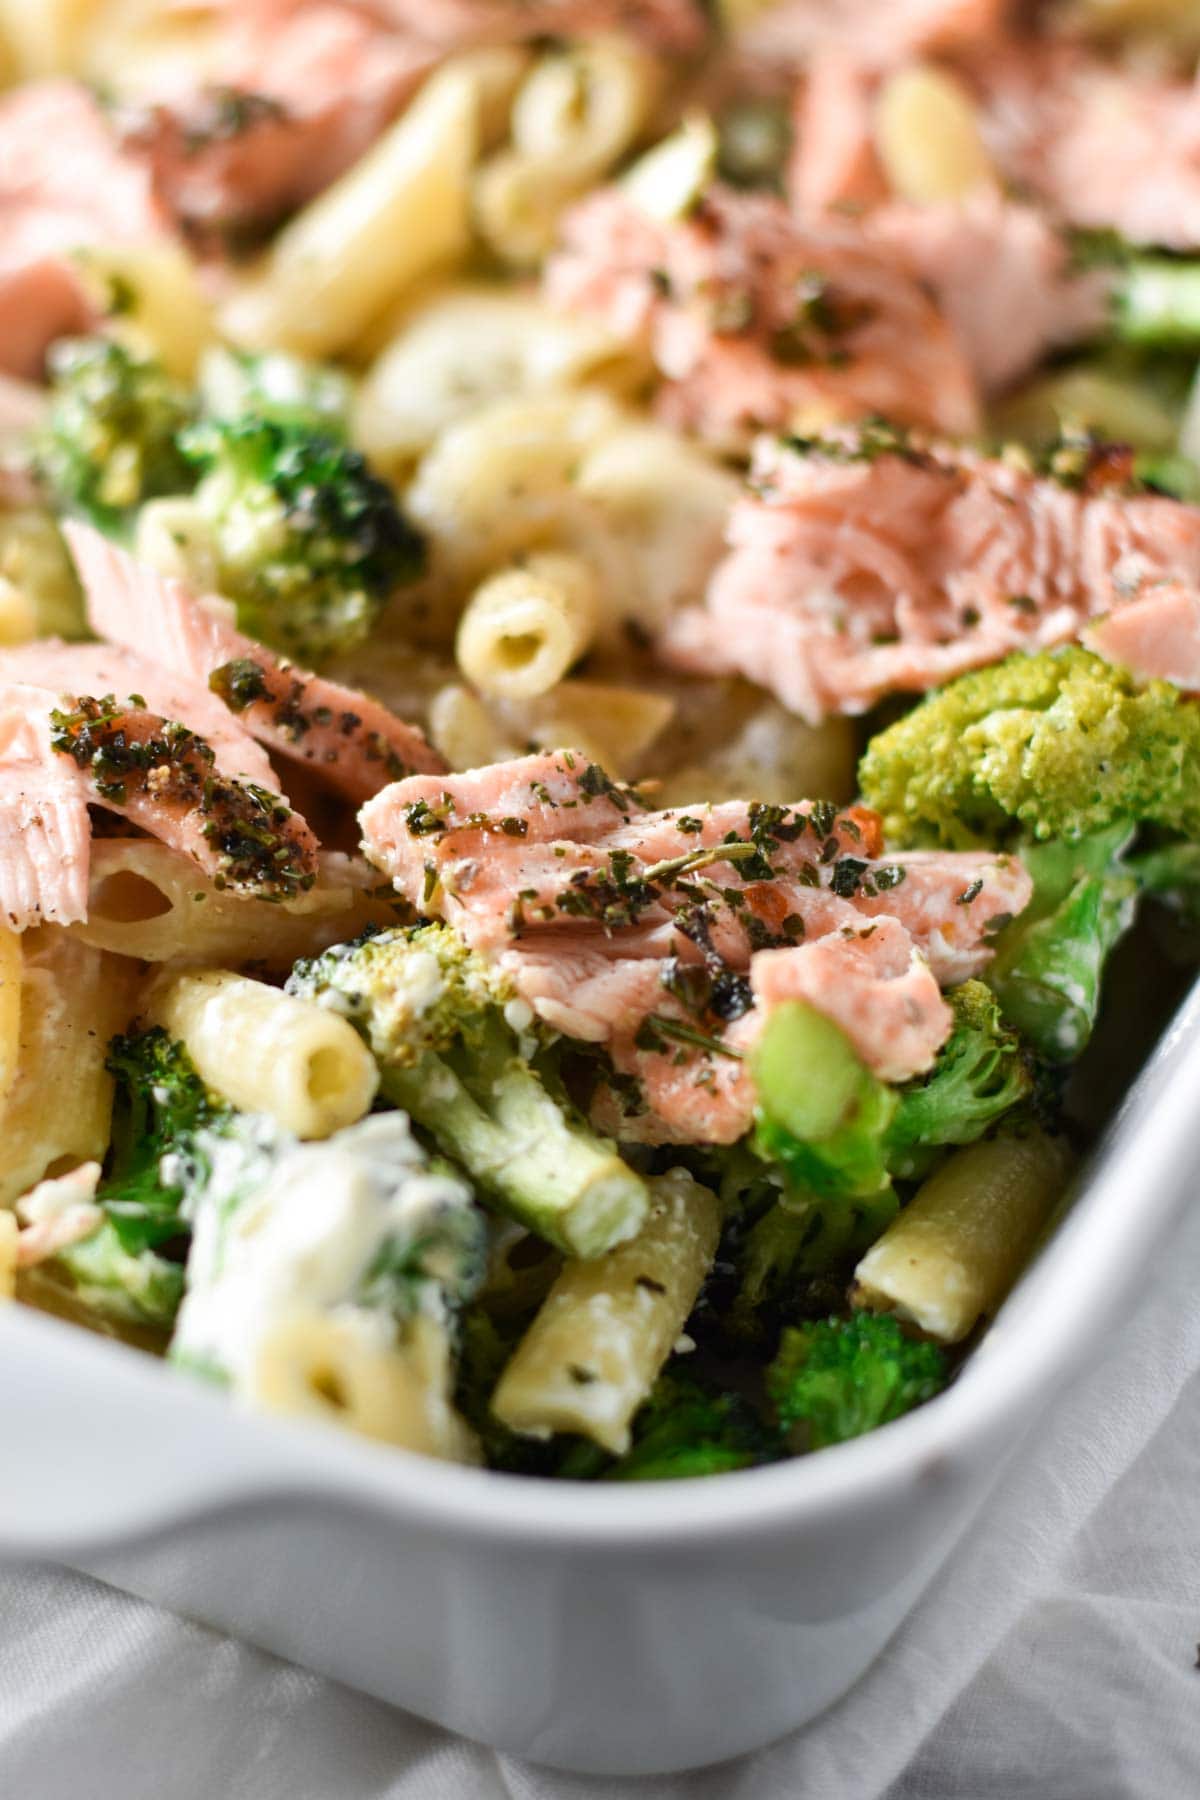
[354,284,641,466]
[73,840,408,972]
[0,928,140,1209]
[852,1131,1075,1344]
[0,577,36,646]
[145,968,380,1140]
[493,678,676,777]
[0,0,105,75]
[492,1168,721,1454]
[222,65,480,358]
[874,66,995,205]
[248,1312,480,1464]
[0,924,20,1106]
[456,553,600,700]
[407,388,621,580]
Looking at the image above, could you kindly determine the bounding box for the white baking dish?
[1,979,1197,1777]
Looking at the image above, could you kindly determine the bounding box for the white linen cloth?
[3,1191,1200,1800]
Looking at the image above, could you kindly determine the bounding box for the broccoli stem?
[1113,258,1200,348]
[752,1001,898,1200]
[381,1056,648,1260]
[987,832,1138,1062]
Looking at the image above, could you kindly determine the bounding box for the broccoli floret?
[178,415,425,666]
[858,647,1200,849]
[886,980,1033,1175]
[198,346,353,437]
[286,926,650,1258]
[38,337,195,533]
[767,1313,949,1451]
[606,1369,777,1480]
[53,1028,231,1328]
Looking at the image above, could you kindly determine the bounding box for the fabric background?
[3,1190,1199,1800]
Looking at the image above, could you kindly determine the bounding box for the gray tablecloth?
[4,1189,1199,1800]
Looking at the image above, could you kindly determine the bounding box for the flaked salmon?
[0,682,92,929]
[866,194,1110,394]
[367,0,708,51]
[545,184,980,447]
[0,82,172,378]
[0,675,318,927]
[0,640,277,790]
[738,0,1008,66]
[361,749,1030,1140]
[1083,583,1200,691]
[65,524,445,806]
[746,915,953,1086]
[661,430,1200,721]
[969,42,1200,252]
[788,73,1110,391]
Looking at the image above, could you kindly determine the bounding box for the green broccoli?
[1112,257,1200,349]
[986,826,1139,1061]
[198,346,353,437]
[605,1369,778,1480]
[37,336,195,533]
[54,1027,231,1329]
[457,1320,776,1480]
[858,647,1200,849]
[767,1312,949,1451]
[178,415,425,666]
[751,985,1031,1203]
[886,979,1033,1175]
[285,926,650,1258]
[725,1185,894,1345]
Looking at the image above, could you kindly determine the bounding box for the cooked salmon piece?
[661,431,1200,721]
[362,747,1030,1139]
[368,0,707,51]
[545,185,981,447]
[0,682,92,930]
[866,194,1110,394]
[1083,584,1200,691]
[789,54,890,218]
[0,640,278,790]
[0,82,173,378]
[738,0,1008,65]
[65,524,444,806]
[969,42,1200,252]
[747,915,952,1084]
[117,5,436,239]
[788,69,1110,391]
[48,692,319,899]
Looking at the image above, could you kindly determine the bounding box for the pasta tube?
[874,66,995,204]
[0,928,139,1208]
[75,842,404,973]
[511,36,659,175]
[222,66,479,357]
[492,1168,721,1454]
[250,1313,479,1464]
[0,925,20,1107]
[146,969,379,1140]
[852,1130,1074,1343]
[456,553,600,700]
